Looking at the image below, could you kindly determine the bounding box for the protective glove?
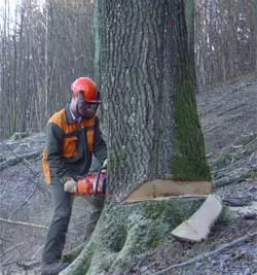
[64,178,78,193]
[102,159,107,169]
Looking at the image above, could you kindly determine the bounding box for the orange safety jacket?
[42,107,107,184]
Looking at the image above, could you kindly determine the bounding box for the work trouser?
[84,195,105,240]
[42,180,104,265]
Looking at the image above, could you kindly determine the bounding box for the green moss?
[212,154,233,169]
[103,199,204,273]
[100,222,127,253]
[218,206,231,226]
[63,243,95,275]
[62,243,85,263]
[64,197,227,275]
[172,68,211,181]
[241,170,257,180]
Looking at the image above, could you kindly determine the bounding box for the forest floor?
[0,77,256,275]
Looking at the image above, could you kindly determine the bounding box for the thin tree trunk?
[44,2,49,121]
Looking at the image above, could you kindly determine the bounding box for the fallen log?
[0,150,42,172]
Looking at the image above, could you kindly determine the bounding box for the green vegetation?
[212,154,233,169]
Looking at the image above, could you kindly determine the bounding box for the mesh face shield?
[77,91,99,119]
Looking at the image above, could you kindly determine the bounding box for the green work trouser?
[42,181,104,264]
[84,195,105,240]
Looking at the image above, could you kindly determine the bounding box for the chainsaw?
[75,169,107,196]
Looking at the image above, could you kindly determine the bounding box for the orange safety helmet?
[71,77,100,103]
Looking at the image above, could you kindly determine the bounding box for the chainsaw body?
[76,171,106,196]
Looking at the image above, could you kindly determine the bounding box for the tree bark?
[61,1,212,274]
[185,0,197,91]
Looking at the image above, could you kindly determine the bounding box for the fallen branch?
[213,175,243,189]
[147,231,257,275]
[17,260,40,269]
[3,241,25,255]
[0,217,48,229]
[0,150,42,172]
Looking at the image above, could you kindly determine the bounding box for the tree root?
[60,198,205,275]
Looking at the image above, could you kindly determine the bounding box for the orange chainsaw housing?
[76,172,106,196]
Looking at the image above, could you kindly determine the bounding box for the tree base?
[61,198,205,275]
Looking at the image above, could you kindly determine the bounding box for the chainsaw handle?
[93,170,101,195]
[93,165,106,195]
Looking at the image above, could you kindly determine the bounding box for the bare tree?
[1,0,256,139]
[195,0,257,88]
[0,0,95,139]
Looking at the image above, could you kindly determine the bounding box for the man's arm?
[46,122,68,180]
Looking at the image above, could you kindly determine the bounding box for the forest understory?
[0,77,257,275]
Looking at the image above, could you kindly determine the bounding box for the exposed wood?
[123,179,212,203]
[171,194,222,242]
[120,195,208,204]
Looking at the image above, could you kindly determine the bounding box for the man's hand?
[64,178,77,193]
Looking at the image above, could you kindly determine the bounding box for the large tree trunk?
[185,0,197,91]
[61,1,211,274]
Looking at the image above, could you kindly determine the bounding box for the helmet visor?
[77,91,99,119]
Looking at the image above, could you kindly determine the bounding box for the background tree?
[194,0,257,88]
[0,0,95,138]
[0,0,256,273]
[0,0,257,139]
[61,1,211,274]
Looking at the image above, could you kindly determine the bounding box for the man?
[41,77,107,275]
